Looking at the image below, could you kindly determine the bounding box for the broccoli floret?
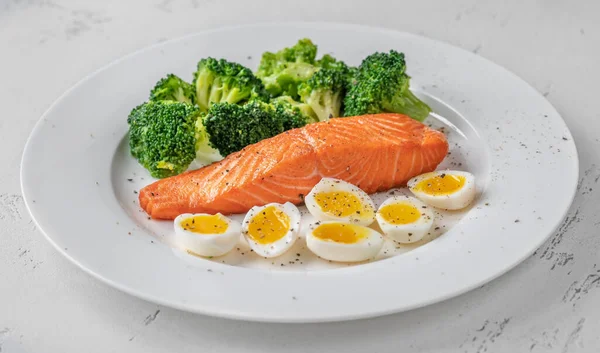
[347,66,359,82]
[192,58,267,112]
[149,74,195,104]
[298,63,349,121]
[127,101,200,178]
[343,50,431,121]
[256,39,319,98]
[316,54,347,71]
[266,63,317,98]
[318,55,357,90]
[272,100,312,130]
[271,38,317,64]
[271,96,318,124]
[203,101,308,156]
[128,101,223,178]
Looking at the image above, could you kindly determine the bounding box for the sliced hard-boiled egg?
[304,178,375,226]
[376,195,434,243]
[242,202,301,258]
[174,213,240,257]
[306,221,384,262]
[408,170,476,210]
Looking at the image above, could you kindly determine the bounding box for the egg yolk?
[180,215,228,234]
[314,191,366,217]
[379,202,421,225]
[312,223,368,244]
[414,174,466,196]
[247,206,291,244]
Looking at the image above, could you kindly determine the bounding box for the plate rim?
[20,21,579,323]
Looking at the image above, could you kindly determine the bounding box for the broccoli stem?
[196,71,213,111]
[383,89,432,122]
[223,87,243,104]
[307,90,342,121]
[194,116,223,166]
[208,79,223,105]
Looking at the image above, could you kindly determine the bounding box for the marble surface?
[1,0,599,352]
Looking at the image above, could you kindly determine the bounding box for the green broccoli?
[203,101,308,156]
[127,101,200,178]
[149,74,195,104]
[298,62,349,121]
[192,57,267,112]
[256,39,319,98]
[316,54,346,70]
[272,99,313,130]
[271,95,318,124]
[317,55,357,89]
[276,38,318,63]
[343,50,431,121]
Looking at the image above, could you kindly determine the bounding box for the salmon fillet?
[139,113,448,219]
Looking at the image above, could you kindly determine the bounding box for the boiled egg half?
[304,178,375,226]
[242,202,301,258]
[306,221,384,262]
[174,213,240,257]
[408,170,476,210]
[376,195,434,243]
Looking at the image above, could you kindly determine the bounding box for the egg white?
[173,213,240,257]
[304,178,376,226]
[241,202,301,258]
[408,170,476,210]
[306,221,384,262]
[375,195,434,243]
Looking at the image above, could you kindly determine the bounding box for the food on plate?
[304,178,375,226]
[202,101,307,157]
[306,222,384,262]
[297,63,349,121]
[173,213,240,257]
[192,57,268,112]
[408,170,476,210]
[256,38,351,121]
[139,113,449,219]
[127,101,201,178]
[256,38,320,98]
[241,202,301,258]
[343,50,431,122]
[271,95,318,123]
[128,39,432,178]
[123,39,477,264]
[150,74,195,104]
[375,195,434,243]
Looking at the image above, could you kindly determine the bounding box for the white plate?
[21,23,578,323]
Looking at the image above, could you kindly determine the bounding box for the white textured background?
[1,0,599,352]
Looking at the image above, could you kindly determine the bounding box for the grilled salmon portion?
[140,113,448,219]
